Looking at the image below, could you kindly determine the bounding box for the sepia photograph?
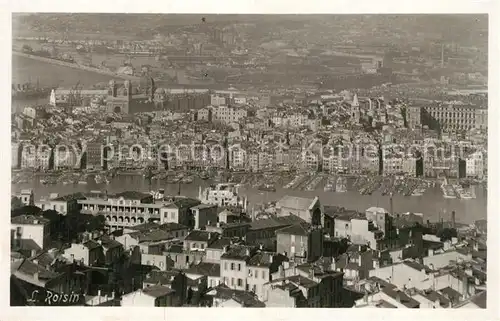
[8,11,490,310]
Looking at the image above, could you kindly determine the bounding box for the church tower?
[351,93,360,123]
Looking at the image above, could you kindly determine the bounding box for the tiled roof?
[83,240,102,250]
[142,284,175,298]
[11,239,42,253]
[221,245,254,261]
[207,237,232,250]
[159,223,188,232]
[185,230,216,242]
[275,222,311,236]
[469,290,487,308]
[382,287,420,308]
[113,191,151,200]
[98,236,123,249]
[143,270,178,286]
[249,215,305,231]
[276,195,316,211]
[185,262,220,277]
[11,258,61,281]
[11,215,49,225]
[213,285,265,307]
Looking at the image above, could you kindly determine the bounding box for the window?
[238,264,241,271]
[262,270,266,280]
[159,262,164,268]
[201,243,205,249]
[237,279,243,287]
[231,263,235,270]
[186,256,190,263]
[224,262,228,270]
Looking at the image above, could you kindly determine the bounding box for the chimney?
[208,232,212,240]
[259,244,263,250]
[428,248,434,257]
[269,255,273,264]
[395,292,401,303]
[33,272,39,281]
[309,267,315,279]
[389,193,394,215]
[245,248,250,256]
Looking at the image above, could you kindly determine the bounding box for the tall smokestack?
[389,192,394,216]
[451,211,456,229]
[441,44,444,68]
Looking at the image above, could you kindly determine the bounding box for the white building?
[466,151,484,178]
[121,285,177,307]
[11,215,51,249]
[211,105,248,124]
[198,183,247,209]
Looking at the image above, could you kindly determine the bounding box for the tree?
[11,205,42,217]
[11,197,24,210]
[85,215,106,232]
[437,228,457,242]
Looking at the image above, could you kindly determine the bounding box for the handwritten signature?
[28,290,81,305]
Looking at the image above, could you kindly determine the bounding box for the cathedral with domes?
[105,75,210,114]
[106,75,166,114]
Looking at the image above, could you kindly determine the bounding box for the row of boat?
[323,176,347,193]
[441,183,476,200]
[304,175,324,191]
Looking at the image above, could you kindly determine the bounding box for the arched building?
[106,76,161,114]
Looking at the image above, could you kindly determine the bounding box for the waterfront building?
[78,191,199,230]
[20,144,51,170]
[85,142,103,170]
[18,189,35,206]
[275,195,323,226]
[54,148,79,170]
[409,104,488,132]
[198,184,248,210]
[11,215,51,250]
[35,193,84,215]
[466,150,485,178]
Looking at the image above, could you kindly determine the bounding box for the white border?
[1,1,498,321]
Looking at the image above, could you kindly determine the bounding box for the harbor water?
[12,175,487,225]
